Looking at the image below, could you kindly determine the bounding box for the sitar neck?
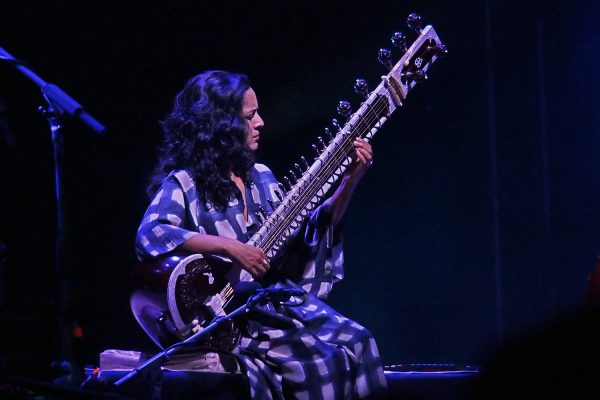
[243,23,446,279]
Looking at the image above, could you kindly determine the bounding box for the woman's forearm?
[323,173,362,226]
[181,233,234,255]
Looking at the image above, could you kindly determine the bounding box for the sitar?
[131,13,446,350]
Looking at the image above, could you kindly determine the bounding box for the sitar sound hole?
[174,258,241,351]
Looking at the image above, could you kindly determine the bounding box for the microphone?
[233,282,306,303]
[234,281,262,301]
[256,287,306,302]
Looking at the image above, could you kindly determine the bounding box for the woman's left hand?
[325,138,373,225]
[345,138,373,180]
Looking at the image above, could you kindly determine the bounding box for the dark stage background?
[1,0,599,380]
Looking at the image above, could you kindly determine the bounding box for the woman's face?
[241,88,264,151]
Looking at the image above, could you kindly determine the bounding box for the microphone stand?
[114,291,271,388]
[0,46,106,359]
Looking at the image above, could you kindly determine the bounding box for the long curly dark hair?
[147,70,255,210]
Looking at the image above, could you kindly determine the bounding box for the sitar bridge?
[382,75,406,108]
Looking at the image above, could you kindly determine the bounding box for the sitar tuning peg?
[294,163,303,175]
[254,207,269,225]
[406,13,423,33]
[427,43,448,57]
[332,118,342,132]
[337,100,352,120]
[317,136,326,150]
[277,183,286,197]
[258,205,268,219]
[283,176,293,189]
[289,169,299,181]
[354,78,369,100]
[377,48,393,70]
[401,69,427,83]
[324,127,334,141]
[301,155,310,170]
[254,211,265,224]
[391,32,407,52]
[312,144,320,159]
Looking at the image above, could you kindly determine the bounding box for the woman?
[136,70,387,399]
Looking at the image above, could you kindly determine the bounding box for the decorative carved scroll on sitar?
[131,13,447,350]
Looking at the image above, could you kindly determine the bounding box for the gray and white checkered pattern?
[136,165,387,399]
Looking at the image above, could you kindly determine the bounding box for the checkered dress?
[136,164,387,399]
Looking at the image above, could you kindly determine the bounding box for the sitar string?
[255,94,390,253]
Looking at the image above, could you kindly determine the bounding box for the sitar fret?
[253,93,391,259]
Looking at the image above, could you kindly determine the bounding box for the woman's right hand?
[182,233,270,277]
[221,237,270,278]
